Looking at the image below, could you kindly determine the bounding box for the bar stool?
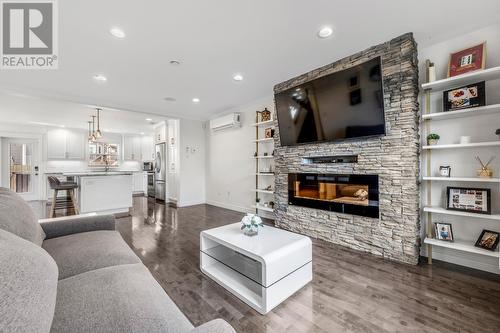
[47,176,79,218]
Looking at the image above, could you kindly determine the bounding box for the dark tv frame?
[275,56,386,147]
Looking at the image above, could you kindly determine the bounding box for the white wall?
[177,119,206,207]
[205,97,275,218]
[418,23,500,273]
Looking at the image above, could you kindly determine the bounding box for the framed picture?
[439,166,451,177]
[475,230,500,251]
[264,128,275,138]
[443,81,485,112]
[446,187,491,215]
[448,42,486,77]
[435,223,454,242]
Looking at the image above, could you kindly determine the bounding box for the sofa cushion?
[42,230,141,279]
[0,187,45,246]
[0,229,58,333]
[51,263,194,333]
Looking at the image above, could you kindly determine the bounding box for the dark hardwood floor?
[32,197,500,333]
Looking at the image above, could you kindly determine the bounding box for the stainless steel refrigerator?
[154,143,166,201]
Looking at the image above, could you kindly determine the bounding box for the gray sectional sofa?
[0,187,235,333]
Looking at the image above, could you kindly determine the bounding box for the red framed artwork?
[448,42,486,77]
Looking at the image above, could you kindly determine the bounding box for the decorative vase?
[428,139,438,145]
[477,168,493,178]
[243,225,259,237]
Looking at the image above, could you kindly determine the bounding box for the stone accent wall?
[273,33,420,265]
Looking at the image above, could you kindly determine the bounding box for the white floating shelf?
[253,138,274,143]
[255,173,275,176]
[422,176,500,183]
[254,156,274,159]
[422,104,500,121]
[252,204,274,212]
[252,189,274,194]
[252,120,275,127]
[423,206,500,221]
[422,141,500,150]
[424,238,500,258]
[421,66,500,91]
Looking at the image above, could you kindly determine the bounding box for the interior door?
[7,139,39,201]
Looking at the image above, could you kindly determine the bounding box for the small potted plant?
[240,213,264,236]
[496,128,500,140]
[427,133,440,145]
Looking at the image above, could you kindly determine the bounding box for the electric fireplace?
[288,173,379,218]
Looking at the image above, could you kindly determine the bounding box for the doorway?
[1,138,40,201]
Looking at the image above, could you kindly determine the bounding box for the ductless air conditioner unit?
[209,113,241,132]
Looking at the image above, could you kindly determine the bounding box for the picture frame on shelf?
[434,222,454,242]
[448,42,486,77]
[475,229,500,251]
[439,166,451,177]
[443,81,485,112]
[265,128,275,138]
[446,187,491,215]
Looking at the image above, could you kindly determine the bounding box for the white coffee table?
[200,223,312,314]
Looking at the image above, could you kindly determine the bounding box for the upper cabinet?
[123,135,154,161]
[154,122,166,143]
[47,129,85,160]
[123,136,142,161]
[141,136,154,161]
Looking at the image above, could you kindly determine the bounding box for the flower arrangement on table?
[240,213,264,236]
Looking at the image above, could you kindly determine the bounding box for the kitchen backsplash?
[45,160,142,173]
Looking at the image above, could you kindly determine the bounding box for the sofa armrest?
[190,319,236,333]
[39,214,115,239]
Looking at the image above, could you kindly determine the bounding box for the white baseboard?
[206,200,253,214]
[177,199,206,207]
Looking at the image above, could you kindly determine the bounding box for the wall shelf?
[252,120,275,127]
[254,156,274,159]
[255,173,275,176]
[422,104,500,121]
[252,189,274,194]
[423,206,500,221]
[252,204,274,212]
[424,238,500,258]
[253,138,274,143]
[422,141,500,150]
[422,176,500,183]
[421,66,500,91]
[422,60,500,272]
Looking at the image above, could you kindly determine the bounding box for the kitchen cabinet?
[154,123,166,143]
[132,172,144,193]
[123,136,142,161]
[47,129,85,160]
[141,136,154,161]
[142,172,148,193]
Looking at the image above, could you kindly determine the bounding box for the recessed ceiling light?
[163,97,176,102]
[169,60,181,66]
[192,97,200,103]
[110,27,126,39]
[317,26,333,39]
[233,73,244,81]
[93,74,107,82]
[140,132,145,135]
[145,118,153,121]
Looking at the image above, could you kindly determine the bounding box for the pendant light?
[87,121,93,142]
[95,108,102,138]
[91,116,97,142]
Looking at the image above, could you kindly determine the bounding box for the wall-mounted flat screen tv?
[275,57,385,146]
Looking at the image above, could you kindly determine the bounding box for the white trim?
[177,199,207,208]
[206,200,253,214]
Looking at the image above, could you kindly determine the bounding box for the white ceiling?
[0,0,499,120]
[0,91,163,135]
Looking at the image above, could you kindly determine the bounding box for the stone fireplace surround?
[272,33,420,265]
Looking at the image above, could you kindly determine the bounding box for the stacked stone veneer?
[273,33,420,265]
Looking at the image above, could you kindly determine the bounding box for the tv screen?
[275,57,385,146]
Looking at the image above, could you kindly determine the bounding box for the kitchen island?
[61,172,133,215]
